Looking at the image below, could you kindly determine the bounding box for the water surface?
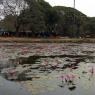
[0,43,95,95]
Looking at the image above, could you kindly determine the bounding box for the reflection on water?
[0,43,95,95]
[0,76,31,95]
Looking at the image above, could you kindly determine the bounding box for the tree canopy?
[0,0,95,38]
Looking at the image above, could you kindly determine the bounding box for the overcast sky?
[45,0,95,17]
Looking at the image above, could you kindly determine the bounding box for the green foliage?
[19,0,46,33]
[84,17,95,37]
[0,15,17,31]
[1,0,95,38]
[54,6,87,37]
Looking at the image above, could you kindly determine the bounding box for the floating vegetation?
[0,43,95,95]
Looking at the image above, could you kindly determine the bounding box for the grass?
[0,37,95,43]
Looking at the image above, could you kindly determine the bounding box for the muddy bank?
[0,37,95,43]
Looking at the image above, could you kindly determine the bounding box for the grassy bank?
[0,37,95,43]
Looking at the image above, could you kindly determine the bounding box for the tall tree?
[19,0,47,36]
[2,0,27,32]
[38,0,60,34]
[54,6,87,37]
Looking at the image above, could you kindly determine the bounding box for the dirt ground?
[0,37,95,43]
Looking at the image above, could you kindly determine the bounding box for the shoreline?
[0,37,95,43]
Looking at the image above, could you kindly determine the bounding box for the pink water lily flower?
[59,74,77,81]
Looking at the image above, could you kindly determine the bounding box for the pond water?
[0,76,31,95]
[0,43,95,95]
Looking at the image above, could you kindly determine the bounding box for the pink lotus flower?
[59,74,77,81]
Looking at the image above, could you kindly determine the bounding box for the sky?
[45,0,95,17]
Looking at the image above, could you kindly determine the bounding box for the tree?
[2,0,27,32]
[38,0,60,34]
[54,6,87,38]
[0,15,17,31]
[19,0,47,37]
[2,0,27,16]
[1,0,93,38]
[84,17,95,37]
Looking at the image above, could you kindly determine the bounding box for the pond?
[0,76,31,95]
[0,43,95,95]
